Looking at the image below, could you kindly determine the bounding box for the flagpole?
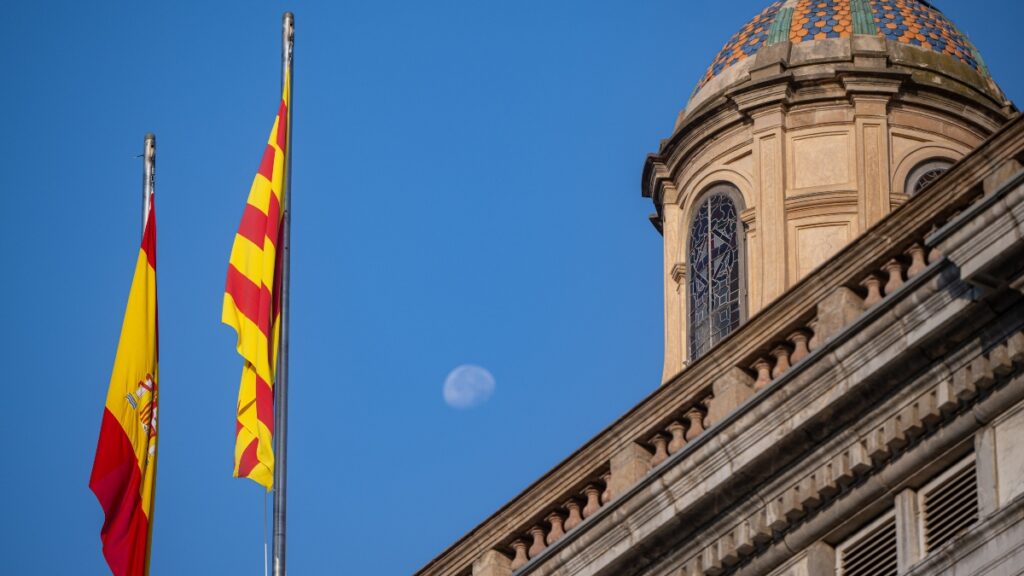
[273,12,294,576]
[142,133,155,232]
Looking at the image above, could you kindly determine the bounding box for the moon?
[443,365,496,409]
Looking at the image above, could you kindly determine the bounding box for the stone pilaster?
[850,92,895,228]
[663,201,685,383]
[752,106,788,304]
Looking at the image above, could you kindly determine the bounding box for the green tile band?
[851,0,878,35]
[767,7,794,45]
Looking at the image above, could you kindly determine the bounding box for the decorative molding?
[671,262,687,285]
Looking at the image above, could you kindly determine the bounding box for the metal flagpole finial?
[283,13,294,66]
[142,133,156,234]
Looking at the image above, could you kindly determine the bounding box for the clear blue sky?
[3,1,1021,574]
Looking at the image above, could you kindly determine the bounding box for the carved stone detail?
[545,513,565,546]
[667,421,687,454]
[788,330,811,364]
[752,358,772,391]
[563,499,583,531]
[649,434,669,466]
[527,525,545,559]
[509,539,528,570]
[581,485,601,519]
[861,274,884,307]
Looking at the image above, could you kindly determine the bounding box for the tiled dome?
[694,0,989,95]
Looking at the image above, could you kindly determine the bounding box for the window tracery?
[907,159,954,195]
[688,188,744,361]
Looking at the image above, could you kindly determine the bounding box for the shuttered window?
[836,511,897,576]
[920,455,978,553]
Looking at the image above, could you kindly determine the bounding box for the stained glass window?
[689,191,743,361]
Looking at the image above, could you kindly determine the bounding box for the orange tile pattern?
[869,0,981,70]
[790,0,853,43]
[696,1,785,92]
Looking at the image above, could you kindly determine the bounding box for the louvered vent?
[837,512,897,576]
[922,457,978,552]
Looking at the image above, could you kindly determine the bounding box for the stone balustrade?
[503,468,611,570]
[647,395,712,468]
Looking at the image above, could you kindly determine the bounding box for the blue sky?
[2,1,1022,574]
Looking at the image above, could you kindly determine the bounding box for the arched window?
[906,159,954,196]
[688,185,745,361]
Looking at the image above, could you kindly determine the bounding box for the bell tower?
[642,0,1016,382]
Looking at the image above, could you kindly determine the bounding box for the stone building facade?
[417,2,1024,576]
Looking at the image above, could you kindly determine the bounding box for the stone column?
[473,549,512,576]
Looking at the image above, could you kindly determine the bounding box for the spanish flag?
[222,68,290,489]
[89,198,158,576]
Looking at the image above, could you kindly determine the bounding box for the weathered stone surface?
[708,368,756,426]
[609,443,652,503]
[995,402,1024,508]
[472,550,511,576]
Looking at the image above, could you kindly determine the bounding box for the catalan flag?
[89,198,158,576]
[222,67,290,489]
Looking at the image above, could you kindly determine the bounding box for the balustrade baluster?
[510,539,529,569]
[545,512,565,545]
[860,274,883,307]
[649,433,669,466]
[752,358,772,391]
[581,484,601,518]
[685,406,705,441]
[600,472,612,505]
[770,346,791,379]
[667,421,686,454]
[807,318,820,352]
[563,499,583,531]
[528,525,546,558]
[906,243,927,277]
[788,331,810,364]
[883,259,905,294]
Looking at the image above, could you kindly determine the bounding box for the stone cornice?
[641,68,1015,228]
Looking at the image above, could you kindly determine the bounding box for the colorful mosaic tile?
[789,0,853,43]
[868,0,982,71]
[694,0,988,96]
[696,1,785,91]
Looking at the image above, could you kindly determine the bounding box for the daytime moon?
[443,365,496,409]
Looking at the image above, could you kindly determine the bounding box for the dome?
[685,0,1004,119]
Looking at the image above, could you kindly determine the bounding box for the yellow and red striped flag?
[89,199,158,576]
[222,67,290,489]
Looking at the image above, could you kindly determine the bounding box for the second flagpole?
[273,11,294,576]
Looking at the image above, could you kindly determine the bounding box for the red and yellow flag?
[222,68,290,489]
[90,199,158,576]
